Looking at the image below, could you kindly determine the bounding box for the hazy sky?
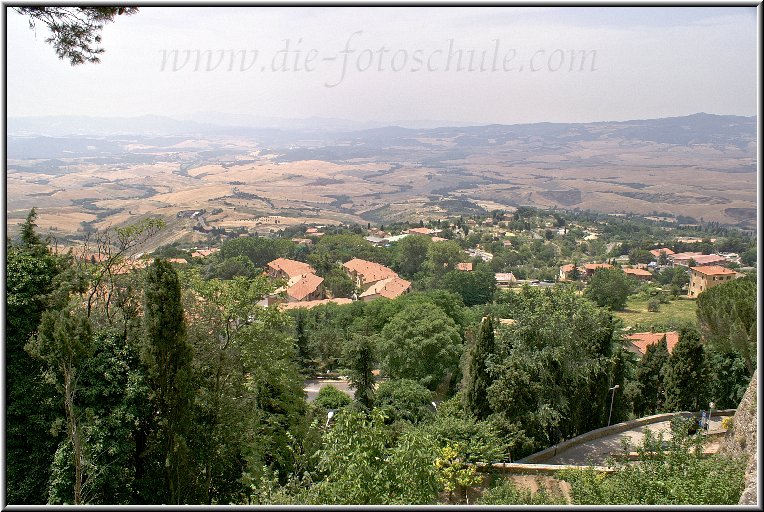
[5,6,759,124]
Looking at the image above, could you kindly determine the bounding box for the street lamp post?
[608,385,620,426]
[708,401,716,430]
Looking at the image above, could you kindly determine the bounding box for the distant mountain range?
[6,113,480,137]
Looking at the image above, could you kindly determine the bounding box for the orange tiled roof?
[624,268,652,276]
[408,227,436,235]
[670,252,703,261]
[285,273,324,301]
[279,298,353,310]
[191,248,219,258]
[267,257,315,278]
[690,265,738,276]
[627,331,679,355]
[456,262,473,271]
[650,248,675,257]
[584,263,613,271]
[343,258,398,284]
[560,263,576,272]
[688,254,727,266]
[359,276,411,300]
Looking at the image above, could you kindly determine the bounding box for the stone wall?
[718,370,757,505]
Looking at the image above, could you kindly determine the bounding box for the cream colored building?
[688,265,740,298]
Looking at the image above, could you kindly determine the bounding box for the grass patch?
[615,295,698,330]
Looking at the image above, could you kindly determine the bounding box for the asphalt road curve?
[543,417,724,466]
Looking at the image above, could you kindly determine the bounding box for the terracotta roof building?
[279,298,353,310]
[281,273,325,302]
[650,247,675,259]
[191,248,220,258]
[624,267,652,281]
[688,265,740,298]
[668,252,704,266]
[583,263,613,276]
[456,262,473,272]
[626,331,680,357]
[407,227,439,235]
[495,272,517,288]
[343,258,398,290]
[559,263,583,281]
[358,276,411,301]
[266,258,316,279]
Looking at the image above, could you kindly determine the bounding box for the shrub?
[313,385,352,410]
[478,478,566,505]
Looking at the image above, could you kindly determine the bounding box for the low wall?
[475,462,614,475]
[519,409,735,463]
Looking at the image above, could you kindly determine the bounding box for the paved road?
[543,417,724,466]
[303,379,355,402]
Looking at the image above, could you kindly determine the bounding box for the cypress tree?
[663,328,707,412]
[463,316,495,420]
[140,259,193,504]
[633,336,670,416]
[343,333,376,410]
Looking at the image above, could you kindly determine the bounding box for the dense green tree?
[462,316,495,420]
[487,286,618,456]
[740,248,756,266]
[341,333,376,409]
[441,264,496,306]
[307,234,388,274]
[218,236,296,268]
[26,304,95,505]
[663,329,707,412]
[46,328,152,504]
[5,239,65,504]
[424,240,464,278]
[375,379,434,424]
[293,308,313,374]
[704,349,750,410]
[629,249,653,265]
[394,234,431,277]
[632,337,670,416]
[322,266,356,298]
[308,326,345,373]
[310,409,439,504]
[20,207,44,248]
[205,255,257,280]
[140,259,194,503]
[379,303,463,390]
[585,268,634,311]
[696,275,756,376]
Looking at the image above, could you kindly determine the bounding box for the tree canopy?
[14,7,138,65]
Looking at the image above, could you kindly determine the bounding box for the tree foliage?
[585,268,634,310]
[379,302,462,390]
[14,7,138,65]
[462,316,495,420]
[663,328,707,412]
[487,286,618,456]
[696,275,756,376]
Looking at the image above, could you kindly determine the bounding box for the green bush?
[313,385,352,410]
[375,379,434,425]
[478,478,566,505]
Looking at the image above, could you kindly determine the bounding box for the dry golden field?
[7,116,757,241]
